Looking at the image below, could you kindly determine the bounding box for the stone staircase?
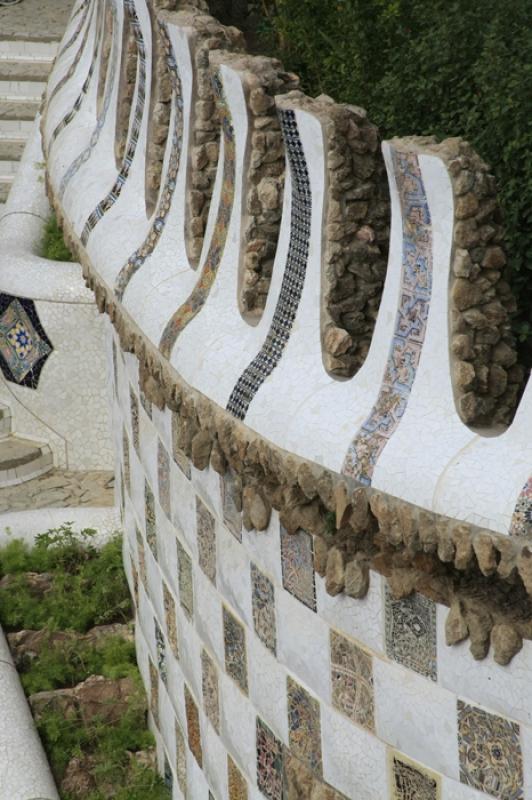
[0,403,53,487]
[0,39,57,214]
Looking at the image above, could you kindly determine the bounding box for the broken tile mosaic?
[384,585,437,680]
[280,525,316,612]
[171,410,191,478]
[136,526,147,589]
[130,558,139,609]
[184,684,203,768]
[223,605,248,695]
[145,480,157,560]
[158,439,171,519]
[457,700,523,799]
[390,751,440,800]
[130,387,140,452]
[175,719,187,794]
[221,471,242,541]
[149,657,159,726]
[177,539,194,619]
[196,496,217,584]
[201,648,220,733]
[163,581,179,659]
[0,295,53,388]
[228,754,248,800]
[256,716,283,800]
[154,617,167,686]
[250,562,276,655]
[330,629,374,731]
[287,676,322,776]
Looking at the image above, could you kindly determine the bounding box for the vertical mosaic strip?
[175,719,187,795]
[184,684,203,768]
[57,0,90,59]
[80,0,147,245]
[226,109,311,419]
[163,581,179,659]
[390,751,440,800]
[171,410,191,478]
[122,428,130,495]
[157,440,171,519]
[177,539,194,619]
[201,648,220,733]
[114,20,184,299]
[287,677,322,776]
[149,657,159,727]
[130,387,140,453]
[221,471,242,541]
[228,755,248,800]
[144,480,157,560]
[280,525,317,612]
[250,563,276,655]
[154,617,167,686]
[343,149,433,485]
[46,0,95,109]
[0,295,53,388]
[256,717,283,800]
[384,585,437,681]
[136,526,147,589]
[196,496,217,585]
[458,701,523,799]
[223,606,248,695]
[509,476,532,536]
[159,73,236,357]
[330,630,374,731]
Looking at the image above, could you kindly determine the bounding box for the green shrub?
[42,214,73,262]
[253,0,532,360]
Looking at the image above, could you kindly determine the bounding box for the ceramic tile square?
[250,563,276,655]
[163,581,179,659]
[175,719,187,794]
[122,428,130,494]
[280,525,316,612]
[287,676,322,776]
[177,539,194,619]
[384,585,436,680]
[223,605,248,695]
[163,755,173,790]
[256,716,283,800]
[457,700,523,799]
[0,295,53,387]
[390,750,440,800]
[136,526,147,589]
[221,471,242,541]
[228,754,248,800]
[158,439,171,519]
[330,629,374,731]
[185,684,203,768]
[197,496,217,584]
[149,657,159,727]
[201,648,220,733]
[130,387,140,452]
[155,617,167,686]
[171,410,191,478]
[145,480,157,560]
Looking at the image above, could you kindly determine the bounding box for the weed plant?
[42,214,73,262]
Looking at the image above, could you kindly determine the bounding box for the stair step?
[0,41,57,62]
[0,118,33,138]
[0,138,25,160]
[0,406,12,438]
[0,80,46,100]
[0,60,53,82]
[0,436,53,487]
[0,98,41,121]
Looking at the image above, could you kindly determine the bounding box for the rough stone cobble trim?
[114,8,139,165]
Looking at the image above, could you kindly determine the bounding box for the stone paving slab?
[0,0,74,43]
[0,470,115,512]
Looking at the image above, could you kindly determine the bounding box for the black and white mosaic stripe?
[226,110,311,420]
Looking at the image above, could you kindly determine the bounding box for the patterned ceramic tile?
[283,752,349,800]
[159,72,236,357]
[145,481,157,560]
[122,428,130,495]
[384,585,437,681]
[136,526,147,589]
[250,563,276,655]
[0,295,53,388]
[280,525,316,612]
[457,701,523,799]
[171,410,191,478]
[114,19,183,299]
[163,755,173,790]
[130,387,140,452]
[223,606,248,695]
[46,0,95,108]
[81,0,146,244]
[57,0,89,58]
[228,754,248,800]
[287,676,322,776]
[149,657,159,726]
[175,719,187,794]
[154,617,167,686]
[227,109,311,419]
[221,471,242,541]
[158,440,171,519]
[330,630,374,731]
[184,684,203,767]
[196,496,216,584]
[256,717,283,800]
[201,648,220,733]
[509,476,532,536]
[343,149,432,485]
[177,539,194,619]
[390,751,440,800]
[163,581,179,659]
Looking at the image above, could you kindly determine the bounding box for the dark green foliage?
[42,214,74,262]
[252,0,532,359]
